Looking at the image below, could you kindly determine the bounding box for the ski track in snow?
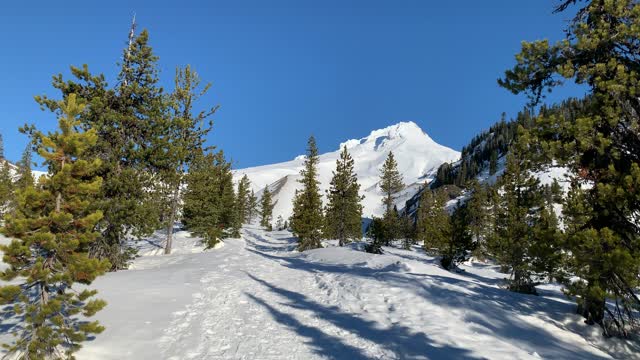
[1,138,631,359]
[65,225,636,359]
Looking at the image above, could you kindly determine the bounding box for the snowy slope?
[0,160,47,181]
[234,121,460,221]
[60,225,634,359]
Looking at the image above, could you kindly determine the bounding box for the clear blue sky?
[0,1,583,169]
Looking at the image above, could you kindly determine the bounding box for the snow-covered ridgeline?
[233,121,460,221]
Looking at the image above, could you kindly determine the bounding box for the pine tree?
[0,159,14,218]
[290,136,324,251]
[416,189,450,255]
[488,133,560,294]
[0,94,110,358]
[34,28,167,269]
[0,133,4,159]
[500,0,640,333]
[379,152,404,245]
[260,187,274,231]
[465,180,490,259]
[247,189,258,223]
[489,150,498,175]
[323,146,364,246]
[365,217,385,254]
[182,151,230,248]
[157,65,216,254]
[222,171,241,238]
[15,144,34,190]
[275,215,284,231]
[236,175,252,224]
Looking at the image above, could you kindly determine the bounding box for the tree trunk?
[579,282,606,326]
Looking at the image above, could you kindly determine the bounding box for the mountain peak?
[339,121,435,152]
[235,121,460,220]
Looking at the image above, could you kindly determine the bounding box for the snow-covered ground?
[30,225,631,359]
[233,122,460,221]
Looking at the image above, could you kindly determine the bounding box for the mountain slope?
[234,121,460,222]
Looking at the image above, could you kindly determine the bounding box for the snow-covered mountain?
[234,121,460,221]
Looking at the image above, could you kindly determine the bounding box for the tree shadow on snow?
[246,273,483,360]
[245,248,616,359]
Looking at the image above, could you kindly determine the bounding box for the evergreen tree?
[247,189,258,223]
[260,187,274,231]
[445,203,474,270]
[489,150,498,175]
[0,133,4,159]
[416,190,450,254]
[379,152,404,245]
[323,146,364,246]
[156,65,216,254]
[465,180,490,259]
[364,217,385,254]
[290,136,324,251]
[488,134,560,294]
[275,215,284,231]
[182,151,231,248]
[500,0,640,333]
[0,159,14,218]
[236,175,252,224]
[0,94,110,358]
[34,27,168,269]
[221,171,241,238]
[15,144,34,190]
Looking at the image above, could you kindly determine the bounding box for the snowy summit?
[234,121,460,221]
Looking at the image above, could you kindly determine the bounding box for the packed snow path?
[77,225,632,359]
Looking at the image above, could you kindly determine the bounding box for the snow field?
[72,225,635,359]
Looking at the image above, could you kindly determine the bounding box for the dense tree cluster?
[0,23,241,357]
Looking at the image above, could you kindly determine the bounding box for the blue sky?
[0,1,584,169]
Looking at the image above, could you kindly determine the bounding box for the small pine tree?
[488,132,560,294]
[0,159,13,218]
[219,159,240,237]
[275,215,284,231]
[489,150,498,175]
[260,187,274,231]
[379,152,404,246]
[182,151,229,248]
[0,94,110,358]
[365,217,385,254]
[323,146,364,246]
[15,144,34,190]
[247,189,258,223]
[290,136,324,251]
[416,190,450,254]
[0,133,4,159]
[236,175,251,225]
[465,180,490,259]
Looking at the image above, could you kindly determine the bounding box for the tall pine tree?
[290,136,324,251]
[323,146,363,246]
[33,28,166,269]
[379,152,404,246]
[157,65,216,254]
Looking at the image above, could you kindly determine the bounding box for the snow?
[233,122,460,221]
[2,225,624,359]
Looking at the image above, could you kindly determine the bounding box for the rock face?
[234,121,460,221]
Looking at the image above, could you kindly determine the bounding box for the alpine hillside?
[234,121,460,221]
